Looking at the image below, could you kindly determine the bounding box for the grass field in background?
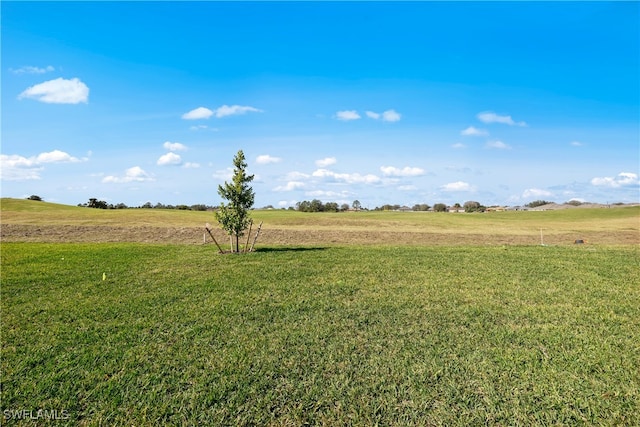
[2,242,639,425]
[2,198,639,242]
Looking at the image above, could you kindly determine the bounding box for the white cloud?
[102,166,154,184]
[1,150,84,181]
[570,141,583,147]
[18,77,89,104]
[335,110,361,121]
[380,166,425,177]
[256,154,282,165]
[441,181,473,192]
[366,109,401,122]
[184,162,201,169]
[0,155,42,180]
[157,152,182,166]
[485,140,511,150]
[316,157,337,167]
[477,111,527,127]
[183,105,262,119]
[461,126,488,136]
[312,168,380,184]
[451,143,466,149]
[36,150,82,163]
[273,181,305,191]
[212,167,234,181]
[522,188,553,199]
[398,185,417,191]
[182,107,213,120]
[163,141,187,151]
[381,109,401,122]
[306,190,351,199]
[214,105,262,118]
[591,172,639,188]
[11,65,55,75]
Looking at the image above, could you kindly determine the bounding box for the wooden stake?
[243,220,253,253]
[204,224,224,254]
[249,221,263,252]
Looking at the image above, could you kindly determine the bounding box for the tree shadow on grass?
[254,246,328,253]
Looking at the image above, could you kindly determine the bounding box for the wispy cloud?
[366,109,401,122]
[485,140,511,150]
[380,166,425,177]
[182,107,213,120]
[213,104,263,118]
[102,166,154,183]
[182,105,262,120]
[10,65,55,75]
[212,167,234,181]
[477,111,527,127]
[570,141,583,147]
[273,181,305,191]
[285,171,311,180]
[1,155,43,180]
[189,125,219,132]
[157,152,182,166]
[163,141,187,151]
[18,77,89,104]
[441,181,474,192]
[256,154,282,165]
[398,185,417,191]
[335,110,361,121]
[312,169,381,184]
[522,188,553,199]
[316,157,337,167]
[460,126,488,136]
[305,189,351,199]
[1,150,85,181]
[381,109,401,122]
[591,172,639,188]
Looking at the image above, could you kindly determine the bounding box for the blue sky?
[2,1,639,208]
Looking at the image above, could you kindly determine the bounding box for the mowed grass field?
[1,199,639,425]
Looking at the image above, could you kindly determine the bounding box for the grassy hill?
[1,197,639,246]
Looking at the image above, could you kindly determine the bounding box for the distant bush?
[27,195,43,201]
[412,204,430,211]
[296,199,347,212]
[433,203,448,212]
[526,200,552,208]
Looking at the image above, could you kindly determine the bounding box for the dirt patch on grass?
[2,224,638,246]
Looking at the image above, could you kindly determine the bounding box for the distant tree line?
[294,199,364,212]
[295,199,346,212]
[525,200,552,208]
[78,198,213,211]
[23,195,610,212]
[372,201,487,212]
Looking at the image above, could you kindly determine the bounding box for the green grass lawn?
[2,243,638,425]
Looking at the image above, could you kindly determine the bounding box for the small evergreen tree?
[215,150,255,253]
